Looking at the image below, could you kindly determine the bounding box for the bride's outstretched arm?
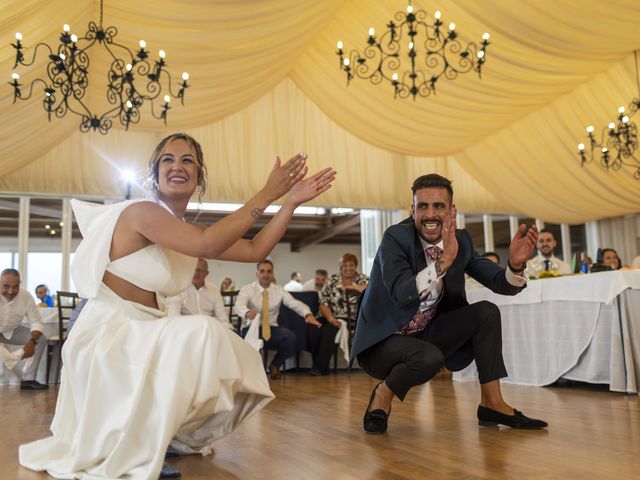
[216,167,336,262]
[128,153,311,258]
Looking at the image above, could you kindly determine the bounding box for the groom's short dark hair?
[411,174,453,199]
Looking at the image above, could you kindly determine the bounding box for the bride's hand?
[284,167,337,207]
[262,153,308,202]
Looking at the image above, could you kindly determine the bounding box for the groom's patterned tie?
[401,246,444,335]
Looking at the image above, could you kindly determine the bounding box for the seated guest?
[235,260,320,379]
[302,269,328,293]
[308,253,368,376]
[591,248,623,272]
[601,248,622,270]
[220,276,236,293]
[174,258,230,327]
[284,272,303,292]
[0,269,48,390]
[525,229,571,276]
[35,284,54,308]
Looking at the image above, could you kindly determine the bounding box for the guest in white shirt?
[283,272,303,292]
[302,269,328,292]
[235,260,320,379]
[179,258,230,327]
[0,269,48,390]
[525,229,571,276]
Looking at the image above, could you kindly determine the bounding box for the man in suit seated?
[235,260,320,379]
[351,174,547,434]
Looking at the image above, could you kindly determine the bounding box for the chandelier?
[9,0,189,134]
[577,51,639,179]
[335,1,490,100]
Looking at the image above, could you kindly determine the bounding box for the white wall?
[206,242,361,289]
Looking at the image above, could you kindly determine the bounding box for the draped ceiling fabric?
[1,0,640,223]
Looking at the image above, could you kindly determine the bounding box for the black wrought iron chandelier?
[578,51,639,179]
[335,1,490,100]
[9,0,189,134]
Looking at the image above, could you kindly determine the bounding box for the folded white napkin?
[0,345,26,370]
[243,314,264,352]
[334,319,350,363]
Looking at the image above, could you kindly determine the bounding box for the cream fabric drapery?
[1,0,640,223]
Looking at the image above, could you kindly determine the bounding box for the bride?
[19,133,336,479]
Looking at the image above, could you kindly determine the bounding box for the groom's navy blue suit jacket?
[351,217,525,371]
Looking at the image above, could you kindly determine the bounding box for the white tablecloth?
[454,270,640,394]
[0,308,59,385]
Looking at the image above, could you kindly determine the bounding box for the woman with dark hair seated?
[601,248,622,270]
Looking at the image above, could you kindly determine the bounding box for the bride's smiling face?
[157,139,199,198]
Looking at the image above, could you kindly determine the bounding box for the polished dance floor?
[2,371,639,479]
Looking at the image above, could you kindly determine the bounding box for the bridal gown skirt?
[19,285,274,479]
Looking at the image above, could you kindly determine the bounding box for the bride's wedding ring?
[288,171,294,177]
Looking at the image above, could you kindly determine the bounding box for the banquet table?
[454,270,640,394]
[0,307,59,385]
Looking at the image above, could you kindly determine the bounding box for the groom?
[351,174,548,434]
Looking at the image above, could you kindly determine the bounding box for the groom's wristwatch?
[507,259,526,273]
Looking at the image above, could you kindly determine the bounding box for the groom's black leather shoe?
[363,382,390,434]
[477,405,548,429]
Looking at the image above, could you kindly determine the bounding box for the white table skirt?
[0,308,59,385]
[454,270,640,394]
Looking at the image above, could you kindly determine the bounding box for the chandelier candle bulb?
[70,34,78,43]
[482,33,490,40]
[344,58,350,66]
[435,10,442,19]
[126,64,132,71]
[11,73,19,80]
[449,23,455,30]
[337,41,343,49]
[618,106,625,113]
[182,72,189,81]
[622,115,629,123]
[159,50,166,59]
[15,32,22,41]
[407,5,413,13]
[368,27,375,36]
[586,125,594,133]
[164,95,171,103]
[63,24,70,32]
[608,122,615,129]
[139,40,146,48]
[578,143,585,151]
[125,100,133,109]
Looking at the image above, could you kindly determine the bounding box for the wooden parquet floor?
[2,372,639,479]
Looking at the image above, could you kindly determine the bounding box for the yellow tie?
[261,289,271,341]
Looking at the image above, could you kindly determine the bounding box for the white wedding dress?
[19,199,274,479]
